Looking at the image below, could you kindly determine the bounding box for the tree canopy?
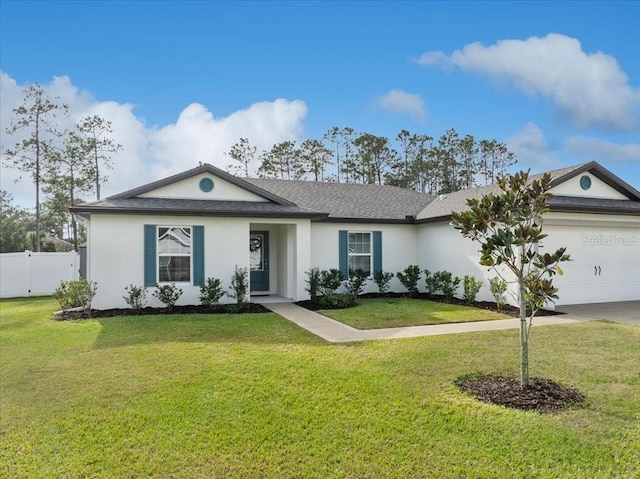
[226,127,516,194]
[2,83,122,250]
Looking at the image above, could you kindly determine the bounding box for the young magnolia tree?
[451,171,570,386]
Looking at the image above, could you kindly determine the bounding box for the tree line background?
[2,84,121,253]
[226,127,516,194]
[2,83,517,253]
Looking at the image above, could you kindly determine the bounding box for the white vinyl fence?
[0,251,79,298]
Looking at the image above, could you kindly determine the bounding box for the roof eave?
[415,215,452,224]
[549,204,640,216]
[70,205,328,219]
[314,216,417,224]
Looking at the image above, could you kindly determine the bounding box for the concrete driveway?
[556,301,640,325]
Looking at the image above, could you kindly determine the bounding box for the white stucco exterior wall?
[417,222,514,304]
[89,214,252,309]
[309,222,419,294]
[88,214,311,309]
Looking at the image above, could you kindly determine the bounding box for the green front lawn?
[1,297,639,478]
[319,297,510,329]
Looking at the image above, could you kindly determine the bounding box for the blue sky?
[1,1,639,206]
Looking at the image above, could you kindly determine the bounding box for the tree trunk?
[519,286,529,386]
[94,141,100,200]
[35,119,41,253]
[518,243,529,387]
[70,169,78,252]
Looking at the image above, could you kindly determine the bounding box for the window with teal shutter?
[193,225,204,286]
[149,225,203,285]
[340,230,383,278]
[339,230,348,280]
[158,227,191,282]
[373,231,382,275]
[144,225,157,286]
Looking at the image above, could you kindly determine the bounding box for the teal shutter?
[373,231,382,275]
[193,225,204,286]
[339,230,348,280]
[144,225,157,286]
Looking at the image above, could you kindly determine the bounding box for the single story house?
[72,161,640,310]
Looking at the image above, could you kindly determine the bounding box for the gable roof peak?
[545,161,640,200]
[107,163,295,206]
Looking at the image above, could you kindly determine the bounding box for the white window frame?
[157,226,192,283]
[347,230,372,276]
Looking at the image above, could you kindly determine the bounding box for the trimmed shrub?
[397,265,421,296]
[123,284,148,312]
[423,269,439,295]
[228,266,249,307]
[345,269,369,296]
[373,271,394,294]
[153,283,183,311]
[55,278,98,313]
[462,275,483,303]
[434,271,461,299]
[305,267,321,303]
[319,268,343,296]
[200,277,225,307]
[319,293,357,309]
[489,276,508,310]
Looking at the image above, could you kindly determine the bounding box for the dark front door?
[249,231,269,292]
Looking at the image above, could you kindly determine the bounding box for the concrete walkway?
[264,302,592,343]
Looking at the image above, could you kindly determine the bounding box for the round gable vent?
[199,177,214,192]
[579,175,592,191]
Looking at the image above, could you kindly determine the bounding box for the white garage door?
[543,224,640,305]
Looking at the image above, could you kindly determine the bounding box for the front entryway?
[250,231,269,292]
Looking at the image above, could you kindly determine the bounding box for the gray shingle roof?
[72,161,639,221]
[245,178,435,222]
[416,162,640,221]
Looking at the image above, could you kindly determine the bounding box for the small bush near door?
[228,266,249,312]
[200,277,225,307]
[319,293,357,309]
[345,269,369,296]
[305,267,321,303]
[319,268,342,296]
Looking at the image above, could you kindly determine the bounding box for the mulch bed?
[455,374,586,413]
[297,292,561,317]
[57,303,269,320]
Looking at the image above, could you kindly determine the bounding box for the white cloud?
[506,122,558,169]
[414,34,640,131]
[1,72,307,208]
[563,136,640,163]
[376,89,426,121]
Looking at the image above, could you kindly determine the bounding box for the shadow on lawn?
[92,313,323,349]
